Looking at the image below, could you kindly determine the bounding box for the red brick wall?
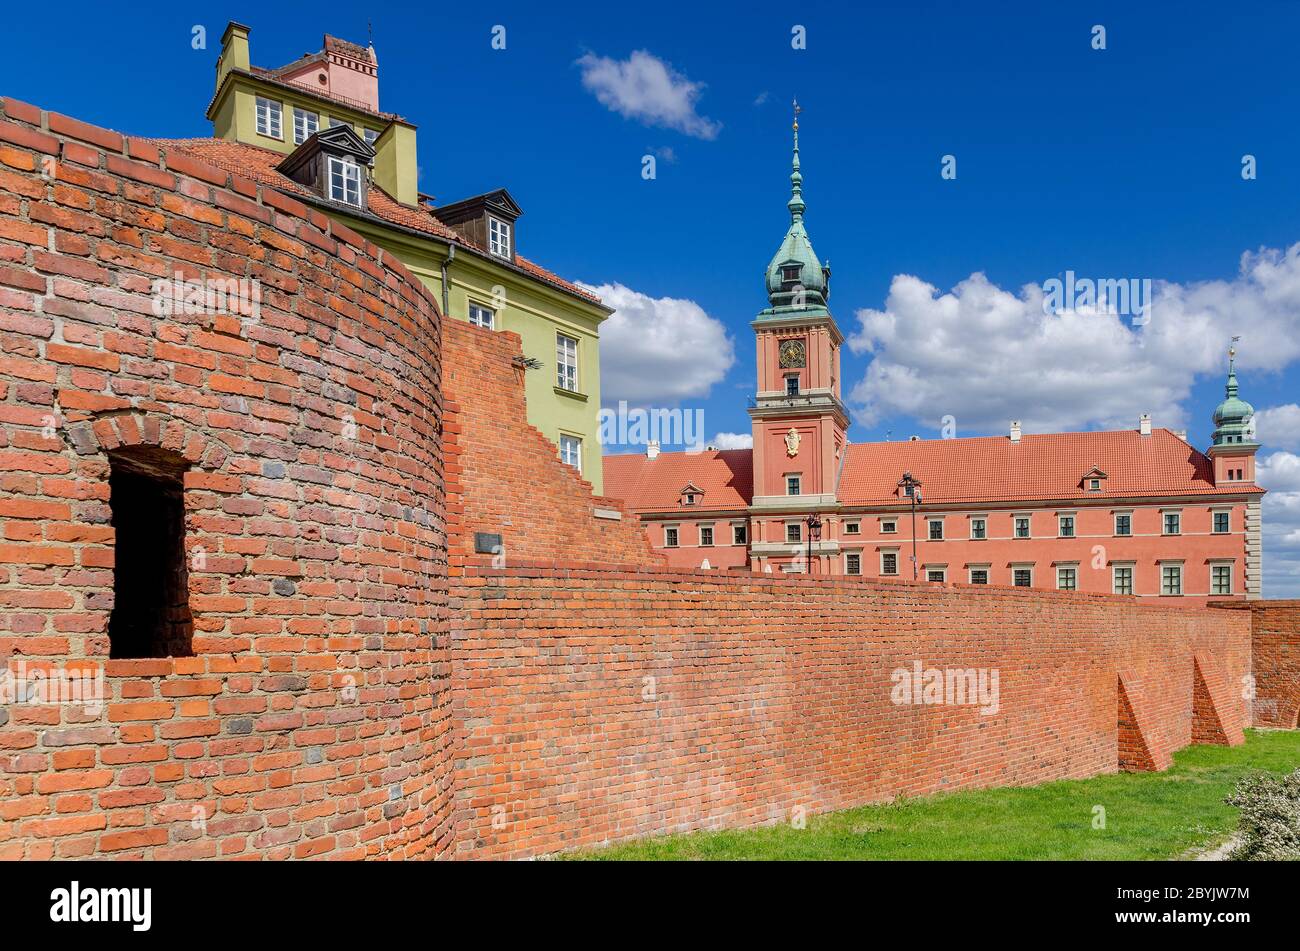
[0,99,451,859]
[448,565,1249,859]
[1215,600,1300,728]
[441,318,662,571]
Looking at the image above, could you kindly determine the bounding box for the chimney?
[1174,429,1187,441]
[216,22,252,86]
[1139,413,1152,436]
[646,441,660,460]
[1009,420,1022,444]
[372,123,419,206]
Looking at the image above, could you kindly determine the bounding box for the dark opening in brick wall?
[107,448,194,659]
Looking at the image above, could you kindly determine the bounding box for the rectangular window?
[969,568,989,585]
[699,526,714,547]
[928,519,944,541]
[1014,516,1030,539]
[733,524,747,545]
[845,553,861,576]
[927,568,946,583]
[327,156,362,206]
[1113,566,1134,595]
[844,521,861,536]
[786,475,801,496]
[489,216,512,257]
[664,527,679,548]
[970,518,986,540]
[1213,511,1230,534]
[1161,564,1182,596]
[556,333,578,392]
[363,128,379,146]
[881,552,898,576]
[107,452,193,659]
[293,108,318,145]
[880,520,896,534]
[1163,512,1181,535]
[1013,568,1032,587]
[785,376,799,397]
[1058,515,1075,538]
[786,523,802,543]
[1057,567,1077,591]
[256,97,282,139]
[1211,565,1233,595]
[468,303,495,329]
[1089,478,1101,491]
[559,434,581,473]
[1114,513,1132,537]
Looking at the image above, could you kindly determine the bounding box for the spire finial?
[788,98,804,221]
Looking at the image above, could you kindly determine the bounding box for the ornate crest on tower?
[785,427,801,457]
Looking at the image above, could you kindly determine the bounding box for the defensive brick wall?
[0,98,450,859]
[1214,600,1300,728]
[448,563,1249,859]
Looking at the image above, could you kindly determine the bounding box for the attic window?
[328,156,362,206]
[683,493,698,506]
[489,216,512,258]
[781,265,801,283]
[107,449,193,659]
[1090,479,1101,491]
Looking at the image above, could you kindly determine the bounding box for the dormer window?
[1081,467,1108,493]
[489,216,512,258]
[781,264,801,284]
[328,156,362,206]
[1089,479,1101,491]
[680,482,703,507]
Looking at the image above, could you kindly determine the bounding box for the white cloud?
[753,91,769,106]
[588,282,735,404]
[1255,404,1300,450]
[576,50,721,140]
[1257,451,1300,597]
[710,432,753,450]
[847,243,1300,435]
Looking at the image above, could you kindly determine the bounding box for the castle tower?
[1207,343,1260,485]
[747,103,848,573]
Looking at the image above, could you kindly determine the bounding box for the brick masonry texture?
[0,99,450,859]
[0,99,1284,862]
[440,317,663,571]
[1214,600,1300,728]
[448,564,1248,859]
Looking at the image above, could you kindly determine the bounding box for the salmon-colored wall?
[647,517,752,570]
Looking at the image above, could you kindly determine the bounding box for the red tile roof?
[603,449,754,513]
[154,137,601,305]
[604,429,1262,513]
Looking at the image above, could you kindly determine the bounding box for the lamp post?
[805,512,822,575]
[897,472,923,581]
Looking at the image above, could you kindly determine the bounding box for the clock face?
[779,339,806,369]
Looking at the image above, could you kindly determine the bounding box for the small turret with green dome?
[1211,343,1258,448]
[758,100,832,319]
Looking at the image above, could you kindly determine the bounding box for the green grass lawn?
[571,729,1300,861]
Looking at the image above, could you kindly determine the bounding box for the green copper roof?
[759,107,831,319]
[1211,348,1258,447]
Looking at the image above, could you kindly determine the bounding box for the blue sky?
[3,1,1298,591]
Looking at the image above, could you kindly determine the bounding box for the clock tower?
[747,104,849,574]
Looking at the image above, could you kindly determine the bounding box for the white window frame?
[785,522,802,543]
[1113,512,1133,537]
[1210,562,1234,596]
[326,155,362,207]
[556,333,579,392]
[559,433,582,473]
[879,519,897,534]
[969,517,987,540]
[292,107,318,145]
[489,216,512,258]
[468,303,495,329]
[1162,510,1182,536]
[925,566,947,583]
[1211,509,1231,534]
[927,518,944,541]
[732,524,747,546]
[1160,562,1183,596]
[1112,564,1135,595]
[256,97,282,139]
[699,525,714,547]
[1056,565,1078,591]
[843,520,861,536]
[880,549,899,576]
[844,552,862,576]
[1058,514,1076,538]
[968,565,990,585]
[1012,565,1034,587]
[786,475,801,496]
[663,525,679,548]
[1014,515,1031,539]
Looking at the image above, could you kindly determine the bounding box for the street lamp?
[897,472,923,580]
[805,512,822,575]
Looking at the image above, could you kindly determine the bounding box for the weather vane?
[1230,335,1241,367]
[792,98,802,131]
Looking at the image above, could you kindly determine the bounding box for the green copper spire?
[760,99,830,318]
[1211,341,1258,447]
